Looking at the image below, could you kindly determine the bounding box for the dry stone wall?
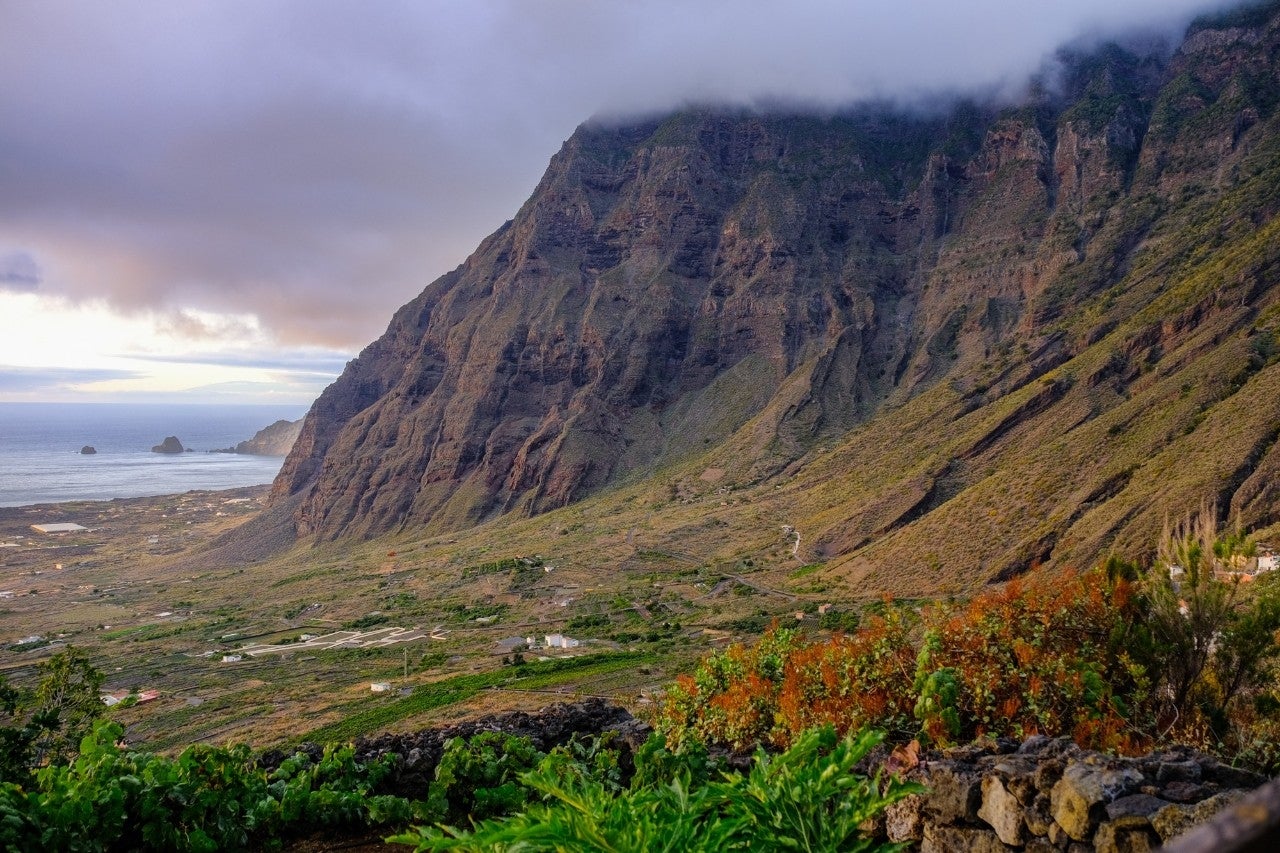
[879,735,1268,852]
[270,699,1270,851]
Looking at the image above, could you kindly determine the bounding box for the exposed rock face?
[273,5,1280,579]
[232,419,302,457]
[79,446,96,455]
[151,436,184,454]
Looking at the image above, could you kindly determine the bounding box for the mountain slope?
[272,4,1280,590]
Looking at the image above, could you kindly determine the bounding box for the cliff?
[233,419,302,457]
[272,4,1280,589]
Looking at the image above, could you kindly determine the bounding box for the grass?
[298,652,657,744]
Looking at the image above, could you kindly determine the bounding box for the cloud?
[0,0,1241,352]
[119,348,350,376]
[0,251,41,291]
[0,365,143,393]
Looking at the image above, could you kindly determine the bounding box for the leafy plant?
[426,732,545,824]
[391,725,918,852]
[1,647,105,781]
[0,719,422,851]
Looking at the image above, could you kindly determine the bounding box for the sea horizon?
[0,401,308,507]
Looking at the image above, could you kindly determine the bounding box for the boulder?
[921,761,984,824]
[884,794,924,843]
[921,824,1007,853]
[978,773,1029,845]
[1051,762,1145,840]
[151,436,184,454]
[79,445,96,455]
[1151,790,1246,842]
[1093,821,1159,853]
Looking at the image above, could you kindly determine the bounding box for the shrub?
[657,570,1149,753]
[1140,504,1280,758]
[0,719,421,851]
[391,725,919,852]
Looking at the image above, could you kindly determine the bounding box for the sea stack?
[80,446,96,455]
[151,436,184,454]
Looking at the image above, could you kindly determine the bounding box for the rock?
[1024,840,1060,853]
[1025,792,1055,837]
[1035,756,1068,793]
[1019,734,1052,754]
[979,773,1029,845]
[151,436,184,454]
[1105,793,1168,828]
[79,445,96,454]
[233,419,303,456]
[1093,822,1159,853]
[1160,780,1211,803]
[1051,762,1145,841]
[922,761,983,823]
[884,794,924,843]
[992,755,1039,805]
[1154,759,1201,786]
[921,823,1007,853]
[1151,790,1246,842]
[1200,759,1265,789]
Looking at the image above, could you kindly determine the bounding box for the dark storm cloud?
[0,0,1237,350]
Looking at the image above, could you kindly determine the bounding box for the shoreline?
[0,483,274,523]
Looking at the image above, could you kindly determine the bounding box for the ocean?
[0,402,309,507]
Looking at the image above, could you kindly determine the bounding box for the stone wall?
[272,700,1270,851]
[879,735,1268,852]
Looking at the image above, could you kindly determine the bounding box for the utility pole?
[403,647,408,679]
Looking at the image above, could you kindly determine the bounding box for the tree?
[1144,504,1280,739]
[0,647,105,779]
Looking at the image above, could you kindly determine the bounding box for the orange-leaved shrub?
[657,568,1151,753]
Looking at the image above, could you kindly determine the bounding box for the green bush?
[0,720,422,851]
[391,725,918,852]
[426,732,545,824]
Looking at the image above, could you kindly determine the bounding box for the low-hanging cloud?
[0,0,1240,351]
[0,251,42,292]
[0,365,143,393]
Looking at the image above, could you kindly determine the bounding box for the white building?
[543,633,580,649]
[31,523,88,534]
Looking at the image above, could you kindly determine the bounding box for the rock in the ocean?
[80,446,96,455]
[151,436,184,454]
[234,419,302,457]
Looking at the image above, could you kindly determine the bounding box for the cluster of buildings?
[1167,543,1279,588]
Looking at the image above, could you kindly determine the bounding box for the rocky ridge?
[271,4,1280,590]
[214,419,303,457]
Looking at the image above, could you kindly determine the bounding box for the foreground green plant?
[0,720,422,851]
[1,648,104,782]
[391,725,918,852]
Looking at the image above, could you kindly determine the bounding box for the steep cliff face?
[275,110,961,537]
[274,3,1280,579]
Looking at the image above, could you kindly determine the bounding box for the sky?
[0,0,1239,404]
